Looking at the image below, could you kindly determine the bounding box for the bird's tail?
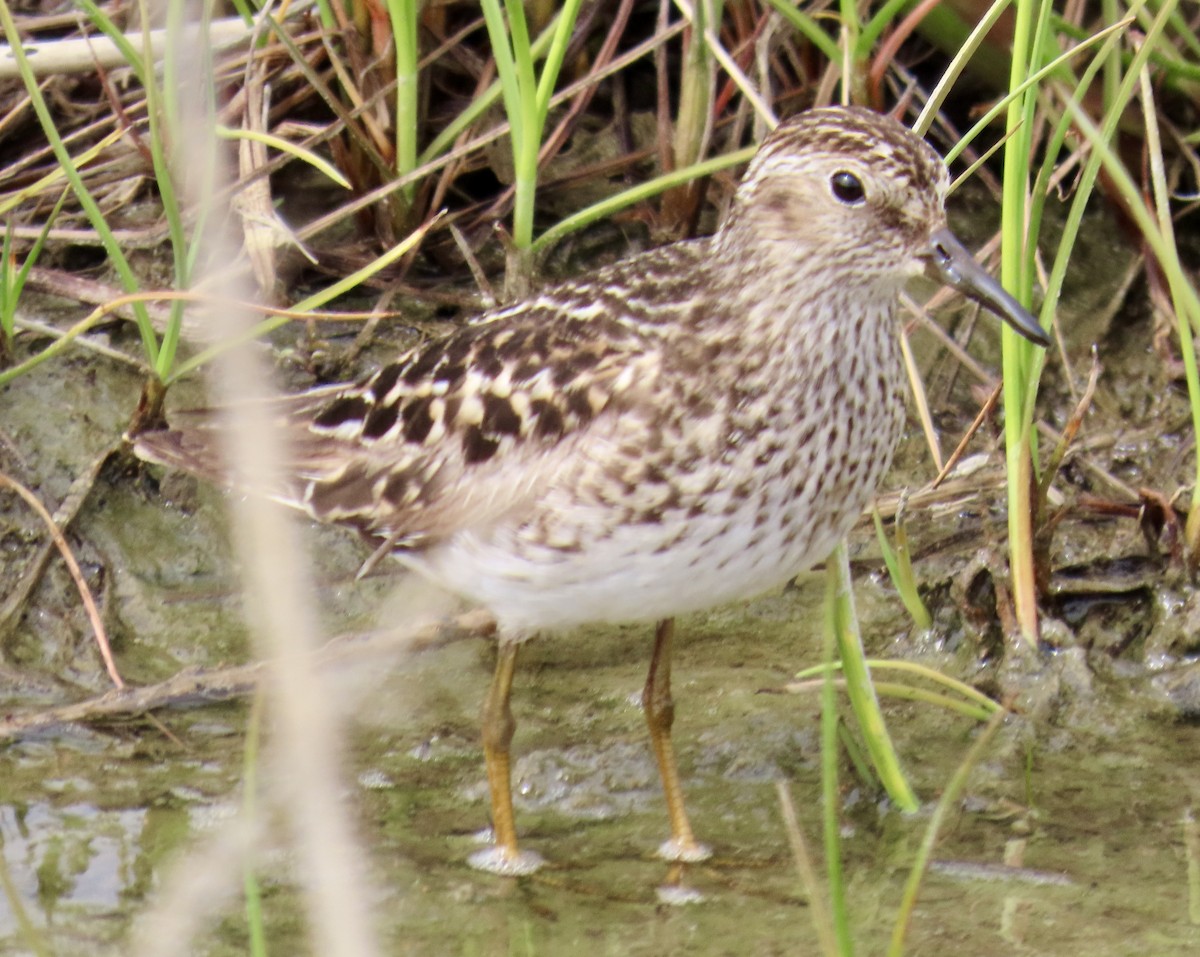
[131,419,231,487]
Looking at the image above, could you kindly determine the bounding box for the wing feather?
[134,240,715,544]
[293,296,663,542]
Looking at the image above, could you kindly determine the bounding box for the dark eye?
[830,171,865,205]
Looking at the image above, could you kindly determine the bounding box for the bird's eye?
[830,171,866,205]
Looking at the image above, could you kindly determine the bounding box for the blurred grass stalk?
[242,693,268,957]
[145,9,383,954]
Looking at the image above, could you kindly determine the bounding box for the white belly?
[406,432,891,636]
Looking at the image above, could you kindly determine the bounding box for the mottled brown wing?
[289,294,663,544]
[134,240,718,543]
[135,295,665,548]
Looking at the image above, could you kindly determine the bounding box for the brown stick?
[0,609,495,741]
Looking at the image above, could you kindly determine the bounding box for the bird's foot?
[655,883,706,905]
[467,841,545,876]
[656,837,712,863]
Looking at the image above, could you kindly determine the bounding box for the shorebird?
[135,105,1049,875]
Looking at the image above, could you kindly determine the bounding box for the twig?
[1038,347,1101,500]
[0,610,496,741]
[931,382,1002,490]
[0,457,122,686]
[0,444,115,647]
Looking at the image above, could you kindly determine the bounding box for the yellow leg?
[468,641,544,875]
[643,618,712,862]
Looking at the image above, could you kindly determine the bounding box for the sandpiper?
[136,105,1049,875]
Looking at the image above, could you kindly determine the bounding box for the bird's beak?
[924,227,1051,347]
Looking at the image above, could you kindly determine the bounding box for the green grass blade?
[998,0,1051,645]
[0,221,14,344]
[147,0,198,381]
[0,1,159,366]
[216,127,353,188]
[72,0,149,85]
[914,0,1015,135]
[530,146,756,255]
[761,0,841,65]
[0,127,126,217]
[386,0,421,199]
[534,0,585,122]
[886,706,1008,956]
[859,0,914,54]
[872,508,931,630]
[419,18,559,167]
[821,557,854,955]
[167,215,438,384]
[829,542,918,812]
[939,17,1132,164]
[794,659,1001,722]
[0,188,70,342]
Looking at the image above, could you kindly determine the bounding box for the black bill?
[925,227,1051,347]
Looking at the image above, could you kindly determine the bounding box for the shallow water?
[3,577,1198,955]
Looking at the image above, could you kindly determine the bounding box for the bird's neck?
[701,227,903,361]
